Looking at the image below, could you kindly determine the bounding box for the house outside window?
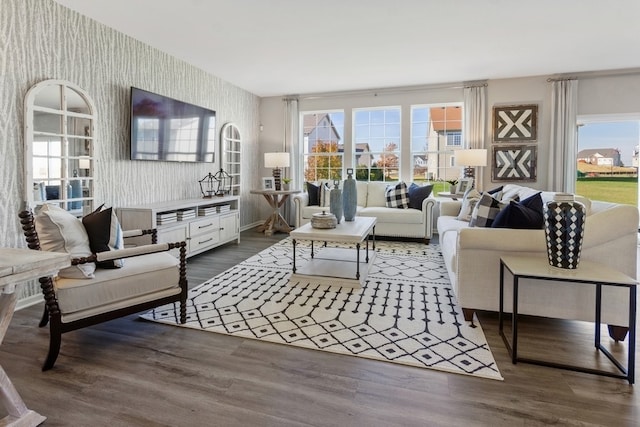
[411,104,463,183]
[353,107,401,181]
[302,111,344,181]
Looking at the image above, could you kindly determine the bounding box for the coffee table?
[289,217,376,288]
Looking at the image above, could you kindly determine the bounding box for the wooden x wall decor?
[493,104,538,142]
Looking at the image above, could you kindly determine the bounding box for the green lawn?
[576,178,637,206]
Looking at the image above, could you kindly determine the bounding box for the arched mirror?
[220,122,241,195]
[24,80,95,216]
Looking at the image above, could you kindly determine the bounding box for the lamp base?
[463,167,475,179]
[272,168,282,191]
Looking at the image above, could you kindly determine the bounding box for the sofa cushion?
[34,203,96,279]
[408,183,433,210]
[470,193,507,227]
[306,182,320,206]
[356,181,368,207]
[385,182,409,209]
[366,182,390,207]
[456,188,482,222]
[492,192,544,229]
[82,205,125,268]
[359,207,423,224]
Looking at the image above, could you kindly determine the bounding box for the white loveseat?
[293,181,436,242]
[437,184,638,333]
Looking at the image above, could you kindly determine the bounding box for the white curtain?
[548,79,579,193]
[463,84,487,189]
[283,97,299,223]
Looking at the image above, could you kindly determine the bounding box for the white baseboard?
[16,294,43,311]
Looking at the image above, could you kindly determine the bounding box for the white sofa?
[437,184,638,332]
[293,181,436,242]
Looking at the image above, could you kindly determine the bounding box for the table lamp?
[454,149,487,179]
[264,152,290,191]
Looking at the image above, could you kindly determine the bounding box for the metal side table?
[499,255,637,384]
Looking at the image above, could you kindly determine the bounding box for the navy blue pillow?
[492,192,543,229]
[407,183,433,210]
[306,182,320,206]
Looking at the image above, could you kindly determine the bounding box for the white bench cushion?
[54,252,180,315]
[359,207,423,224]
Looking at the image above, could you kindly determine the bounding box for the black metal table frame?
[499,258,637,384]
[292,226,375,281]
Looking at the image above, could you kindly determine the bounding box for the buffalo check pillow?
[385,182,410,209]
[469,193,508,227]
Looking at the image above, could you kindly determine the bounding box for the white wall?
[1,0,263,250]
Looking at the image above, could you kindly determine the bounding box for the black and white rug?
[141,239,503,381]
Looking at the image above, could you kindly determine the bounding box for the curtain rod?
[547,67,640,82]
[291,80,481,101]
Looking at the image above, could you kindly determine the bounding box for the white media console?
[116,196,240,258]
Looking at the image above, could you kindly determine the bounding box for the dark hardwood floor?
[1,229,638,426]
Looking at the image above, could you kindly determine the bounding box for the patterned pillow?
[470,193,507,227]
[456,188,482,222]
[385,182,410,209]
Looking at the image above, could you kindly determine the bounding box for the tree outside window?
[302,111,344,181]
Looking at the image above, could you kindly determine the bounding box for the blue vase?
[70,179,82,209]
[544,193,586,269]
[342,169,357,221]
[330,183,343,224]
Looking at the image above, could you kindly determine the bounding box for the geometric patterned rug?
[141,239,503,381]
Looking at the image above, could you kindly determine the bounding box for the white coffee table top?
[501,255,637,286]
[291,217,376,243]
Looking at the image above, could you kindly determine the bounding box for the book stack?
[198,206,217,216]
[553,193,575,202]
[217,204,231,213]
[156,211,177,225]
[177,208,196,221]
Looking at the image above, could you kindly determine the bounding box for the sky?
[577,121,639,166]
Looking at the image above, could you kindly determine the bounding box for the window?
[576,118,639,207]
[410,105,463,183]
[302,111,344,181]
[353,107,401,181]
[447,131,462,146]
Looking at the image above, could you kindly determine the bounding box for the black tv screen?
[130,87,215,162]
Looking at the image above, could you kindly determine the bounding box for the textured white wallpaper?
[1,0,262,252]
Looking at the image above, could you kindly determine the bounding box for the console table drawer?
[189,217,220,236]
[190,232,220,253]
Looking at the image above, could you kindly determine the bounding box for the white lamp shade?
[454,149,488,167]
[78,157,91,169]
[264,152,290,168]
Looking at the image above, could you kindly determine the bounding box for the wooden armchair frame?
[18,208,188,371]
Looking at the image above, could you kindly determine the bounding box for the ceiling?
[53,0,640,97]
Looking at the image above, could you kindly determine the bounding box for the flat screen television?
[130,87,216,162]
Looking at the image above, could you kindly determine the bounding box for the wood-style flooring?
[1,229,638,426]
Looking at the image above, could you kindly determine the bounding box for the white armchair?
[18,206,187,371]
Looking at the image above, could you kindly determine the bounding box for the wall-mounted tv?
[130,87,216,162]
